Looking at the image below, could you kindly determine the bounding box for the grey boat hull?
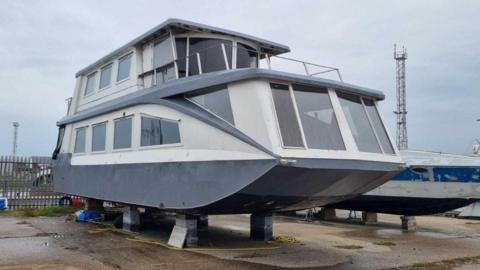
[328,195,477,216]
[53,154,400,214]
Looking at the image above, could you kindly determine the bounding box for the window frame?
[139,113,183,150]
[84,71,98,96]
[173,33,260,77]
[269,81,307,149]
[362,98,396,155]
[73,126,88,154]
[99,63,113,90]
[291,84,346,151]
[336,91,396,155]
[91,121,108,153]
[185,85,236,127]
[112,116,133,151]
[116,52,133,83]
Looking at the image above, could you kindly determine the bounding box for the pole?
[12,122,19,157]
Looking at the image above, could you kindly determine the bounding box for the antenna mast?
[394,44,408,150]
[12,122,19,157]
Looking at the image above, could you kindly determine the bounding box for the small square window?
[84,72,97,96]
[117,54,132,82]
[99,64,112,89]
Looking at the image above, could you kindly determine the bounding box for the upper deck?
[67,19,364,115]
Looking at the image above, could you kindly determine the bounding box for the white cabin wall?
[142,42,154,88]
[67,104,273,166]
[68,77,83,115]
[228,80,280,152]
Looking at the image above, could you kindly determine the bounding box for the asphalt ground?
[1,210,480,269]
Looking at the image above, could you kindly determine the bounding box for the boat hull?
[53,154,400,214]
[328,195,477,216]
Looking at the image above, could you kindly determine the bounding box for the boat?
[328,150,480,216]
[51,18,403,243]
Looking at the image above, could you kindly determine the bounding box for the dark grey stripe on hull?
[54,154,400,214]
[197,167,398,214]
[327,195,478,216]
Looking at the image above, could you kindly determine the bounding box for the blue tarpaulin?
[0,198,7,210]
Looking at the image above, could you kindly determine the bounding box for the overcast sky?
[0,0,479,156]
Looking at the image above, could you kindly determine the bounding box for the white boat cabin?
[58,18,401,167]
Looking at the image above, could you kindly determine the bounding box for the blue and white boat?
[328,150,480,216]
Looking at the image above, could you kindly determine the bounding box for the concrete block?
[168,214,198,248]
[318,208,336,221]
[123,206,140,232]
[250,213,273,241]
[401,215,417,231]
[362,212,378,225]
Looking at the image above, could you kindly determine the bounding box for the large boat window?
[363,99,395,154]
[141,116,181,147]
[117,54,132,82]
[74,127,86,153]
[114,117,132,149]
[175,38,187,78]
[292,84,345,150]
[337,92,382,153]
[99,64,112,89]
[188,38,232,75]
[153,37,175,69]
[187,85,235,125]
[236,43,258,68]
[92,122,107,152]
[271,83,304,147]
[84,72,97,96]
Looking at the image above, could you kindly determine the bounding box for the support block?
[401,215,417,231]
[123,206,140,232]
[197,214,209,230]
[84,198,104,212]
[250,213,273,241]
[318,208,336,221]
[168,214,198,248]
[362,212,378,225]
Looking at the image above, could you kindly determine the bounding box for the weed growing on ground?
[334,245,363,250]
[0,206,80,217]
[373,240,396,246]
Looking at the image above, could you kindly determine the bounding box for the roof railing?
[143,43,344,86]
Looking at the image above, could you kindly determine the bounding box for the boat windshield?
[270,84,394,154]
[175,38,258,78]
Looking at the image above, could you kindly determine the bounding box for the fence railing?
[0,155,68,210]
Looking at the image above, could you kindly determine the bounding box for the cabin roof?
[75,18,291,77]
[59,68,385,126]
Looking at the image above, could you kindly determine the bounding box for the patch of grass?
[334,245,363,250]
[374,240,396,246]
[0,206,80,217]
[385,255,480,270]
[465,222,480,225]
[234,252,269,259]
[272,235,300,244]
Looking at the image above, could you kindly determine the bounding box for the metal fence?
[0,155,67,210]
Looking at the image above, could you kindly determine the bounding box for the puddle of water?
[374,229,462,240]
